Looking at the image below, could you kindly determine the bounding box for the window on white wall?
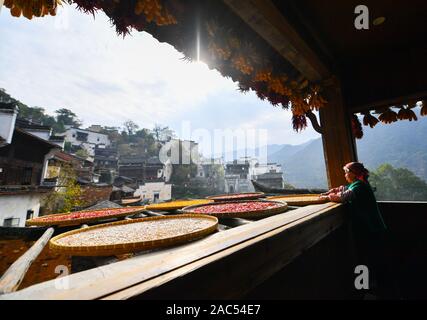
[3,218,20,227]
[26,210,34,220]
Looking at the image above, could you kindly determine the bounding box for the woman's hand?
[328,193,343,202]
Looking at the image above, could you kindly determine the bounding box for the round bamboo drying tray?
[206,192,266,202]
[145,199,214,211]
[121,197,142,205]
[267,194,328,206]
[182,200,288,218]
[26,206,147,227]
[49,214,218,256]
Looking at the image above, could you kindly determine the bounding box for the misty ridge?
[224,118,427,189]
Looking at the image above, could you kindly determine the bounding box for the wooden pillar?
[319,77,357,188]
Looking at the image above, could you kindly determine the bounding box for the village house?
[250,161,284,189]
[118,155,172,203]
[93,145,119,184]
[224,158,253,193]
[0,103,60,227]
[1,0,426,301]
[61,126,110,157]
[224,157,284,192]
[194,157,225,192]
[44,151,98,186]
[14,119,65,150]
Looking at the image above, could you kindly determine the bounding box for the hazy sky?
[0,5,320,155]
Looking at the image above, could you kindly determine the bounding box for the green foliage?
[64,141,72,152]
[75,148,89,159]
[152,124,175,142]
[171,163,225,198]
[117,126,161,158]
[0,88,80,134]
[370,163,427,201]
[170,164,197,184]
[283,183,296,189]
[123,120,139,136]
[54,108,81,132]
[41,164,83,214]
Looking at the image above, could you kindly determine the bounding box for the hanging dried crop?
[4,0,61,19]
[292,114,308,132]
[362,111,379,128]
[377,108,398,124]
[351,114,363,139]
[307,85,327,111]
[421,100,427,116]
[397,106,417,121]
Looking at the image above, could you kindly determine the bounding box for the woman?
[320,162,392,297]
[320,162,387,234]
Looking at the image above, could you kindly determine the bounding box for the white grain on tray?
[55,218,214,247]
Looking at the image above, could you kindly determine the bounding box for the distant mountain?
[216,143,301,163]
[268,140,314,164]
[357,118,427,182]
[278,139,327,188]
[267,117,427,188]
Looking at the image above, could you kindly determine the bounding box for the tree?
[152,124,175,142]
[55,108,82,129]
[64,141,72,152]
[170,164,198,185]
[41,164,83,214]
[75,148,89,159]
[117,126,158,158]
[123,120,139,136]
[1,88,76,134]
[370,164,427,201]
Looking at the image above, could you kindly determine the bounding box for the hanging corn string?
[3,0,62,19]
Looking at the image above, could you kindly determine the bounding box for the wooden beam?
[223,0,330,81]
[320,77,357,188]
[0,227,54,294]
[0,203,338,300]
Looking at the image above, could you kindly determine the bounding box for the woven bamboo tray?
[206,192,266,202]
[26,206,147,227]
[267,194,328,206]
[182,200,288,218]
[49,214,218,256]
[121,197,142,205]
[145,199,214,211]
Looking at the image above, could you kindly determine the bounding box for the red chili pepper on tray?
[211,193,262,200]
[33,208,139,222]
[190,201,280,214]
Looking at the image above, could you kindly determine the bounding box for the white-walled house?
[15,119,65,150]
[0,192,46,227]
[0,103,59,227]
[62,127,110,156]
[133,181,172,203]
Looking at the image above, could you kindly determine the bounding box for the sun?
[184,60,229,91]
